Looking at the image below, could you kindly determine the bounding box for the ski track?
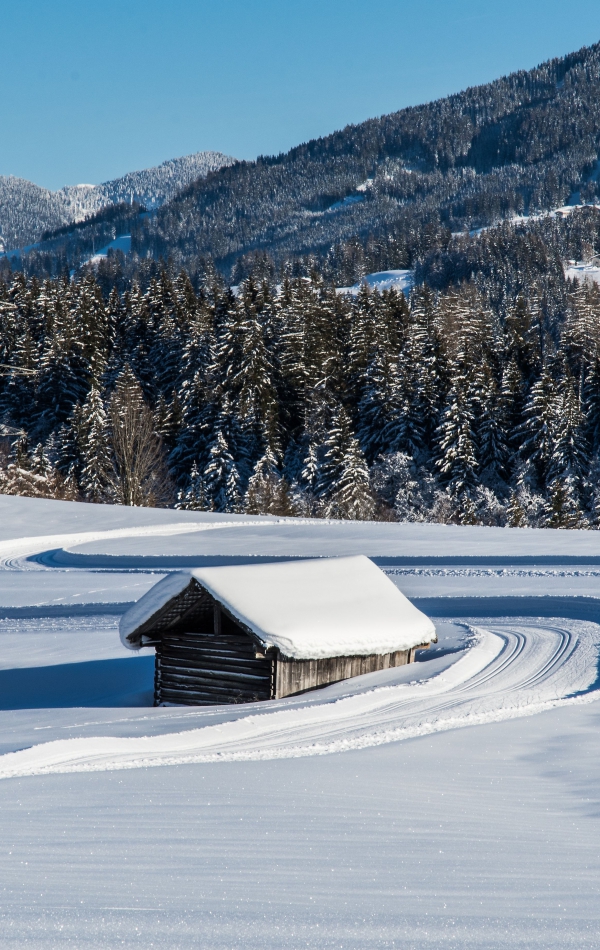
[1,619,598,778]
[2,519,600,780]
[0,520,288,571]
[0,517,330,571]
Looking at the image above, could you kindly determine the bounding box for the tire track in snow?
[1,618,598,778]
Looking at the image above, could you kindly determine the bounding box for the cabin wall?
[274,649,411,699]
[155,628,274,705]
[153,600,275,706]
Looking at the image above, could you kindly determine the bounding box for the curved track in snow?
[1,618,598,778]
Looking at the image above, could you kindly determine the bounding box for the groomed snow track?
[1,514,600,779]
[1,618,598,778]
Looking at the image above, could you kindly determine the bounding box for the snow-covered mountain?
[0,176,68,253]
[0,151,235,251]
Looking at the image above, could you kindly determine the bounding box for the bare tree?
[108,365,173,507]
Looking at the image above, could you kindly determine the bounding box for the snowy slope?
[60,150,236,217]
[1,496,600,948]
[338,269,415,296]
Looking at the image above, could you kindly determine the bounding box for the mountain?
[6,43,600,531]
[0,176,70,253]
[11,42,600,282]
[123,41,600,277]
[0,151,235,251]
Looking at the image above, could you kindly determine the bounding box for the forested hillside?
[3,42,600,527]
[14,41,600,283]
[0,261,599,528]
[0,152,234,251]
[132,42,600,276]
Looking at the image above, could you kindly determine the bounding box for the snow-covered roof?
[119,555,436,660]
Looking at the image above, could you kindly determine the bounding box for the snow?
[338,269,414,296]
[88,233,131,263]
[118,570,195,644]
[327,194,365,211]
[5,619,598,777]
[564,259,600,285]
[449,202,600,242]
[119,556,436,657]
[1,496,600,947]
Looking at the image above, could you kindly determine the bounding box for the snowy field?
[0,495,600,948]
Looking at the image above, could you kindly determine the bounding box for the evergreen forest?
[1,243,600,528]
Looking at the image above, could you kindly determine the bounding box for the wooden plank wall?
[155,611,274,706]
[274,650,410,699]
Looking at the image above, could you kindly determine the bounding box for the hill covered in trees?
[0,152,234,252]
[12,40,600,284]
[0,263,599,528]
[134,39,600,279]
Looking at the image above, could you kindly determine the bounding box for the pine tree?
[176,462,211,511]
[477,370,509,487]
[548,370,587,493]
[327,436,374,520]
[435,379,478,502]
[542,477,586,529]
[357,348,401,462]
[319,406,374,519]
[506,489,527,527]
[203,430,238,512]
[244,448,294,515]
[79,384,112,502]
[518,366,556,485]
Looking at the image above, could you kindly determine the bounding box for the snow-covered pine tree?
[347,282,377,404]
[356,348,401,463]
[327,435,374,520]
[73,275,111,384]
[232,284,277,448]
[36,328,87,435]
[517,366,557,487]
[319,406,374,519]
[244,447,294,516]
[0,323,38,429]
[583,357,600,458]
[542,477,586,528]
[79,384,113,502]
[435,377,479,520]
[176,461,211,511]
[500,356,526,450]
[203,430,238,512]
[387,286,441,456]
[506,489,528,527]
[477,369,509,489]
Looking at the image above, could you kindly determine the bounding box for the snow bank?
[119,555,436,659]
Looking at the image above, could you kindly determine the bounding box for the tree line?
[1,265,600,528]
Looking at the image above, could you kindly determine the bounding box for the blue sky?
[2,0,600,190]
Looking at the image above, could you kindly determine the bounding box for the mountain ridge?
[0,151,235,251]
[128,41,600,277]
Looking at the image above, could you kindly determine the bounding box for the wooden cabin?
[119,555,436,706]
